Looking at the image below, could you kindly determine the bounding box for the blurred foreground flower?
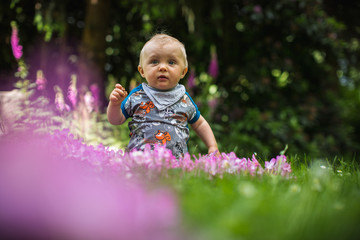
[0,132,179,240]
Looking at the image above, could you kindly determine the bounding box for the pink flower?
[247,154,264,175]
[35,70,47,90]
[11,22,23,60]
[235,157,248,172]
[265,158,277,172]
[281,162,292,176]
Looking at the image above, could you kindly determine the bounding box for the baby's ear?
[138,65,145,77]
[181,67,188,78]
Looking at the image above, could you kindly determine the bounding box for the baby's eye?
[150,60,159,64]
[168,60,176,65]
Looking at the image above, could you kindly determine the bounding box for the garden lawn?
[172,158,360,240]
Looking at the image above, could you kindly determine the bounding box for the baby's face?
[138,40,188,90]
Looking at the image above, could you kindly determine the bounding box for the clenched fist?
[109,84,128,106]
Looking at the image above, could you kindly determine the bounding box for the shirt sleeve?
[185,92,201,124]
[120,84,143,119]
[120,98,131,119]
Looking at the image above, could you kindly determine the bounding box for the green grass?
[166,156,360,240]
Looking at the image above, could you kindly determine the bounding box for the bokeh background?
[1,0,360,158]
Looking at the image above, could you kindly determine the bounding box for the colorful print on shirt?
[121,84,200,158]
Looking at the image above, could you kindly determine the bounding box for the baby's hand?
[208,146,220,157]
[109,84,128,106]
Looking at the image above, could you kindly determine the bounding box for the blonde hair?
[139,34,188,68]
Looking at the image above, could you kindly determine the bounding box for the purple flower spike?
[90,84,100,110]
[67,74,78,109]
[54,85,70,112]
[84,91,95,112]
[208,55,219,78]
[208,45,219,78]
[253,5,263,14]
[11,22,23,60]
[36,70,47,90]
[187,70,196,88]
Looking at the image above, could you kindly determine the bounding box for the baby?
[107,33,219,158]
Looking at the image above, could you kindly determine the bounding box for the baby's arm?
[107,84,128,125]
[191,115,219,155]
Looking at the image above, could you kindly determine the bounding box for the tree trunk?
[79,0,111,109]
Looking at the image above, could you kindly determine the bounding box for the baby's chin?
[148,82,178,91]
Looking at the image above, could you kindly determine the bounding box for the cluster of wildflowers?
[48,128,292,178]
[264,155,292,177]
[53,77,99,114]
[10,20,99,116]
[176,152,291,178]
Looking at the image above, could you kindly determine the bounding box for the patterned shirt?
[121,84,200,158]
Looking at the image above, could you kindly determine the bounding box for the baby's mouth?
[158,75,168,80]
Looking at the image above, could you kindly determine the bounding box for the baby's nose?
[159,63,167,71]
